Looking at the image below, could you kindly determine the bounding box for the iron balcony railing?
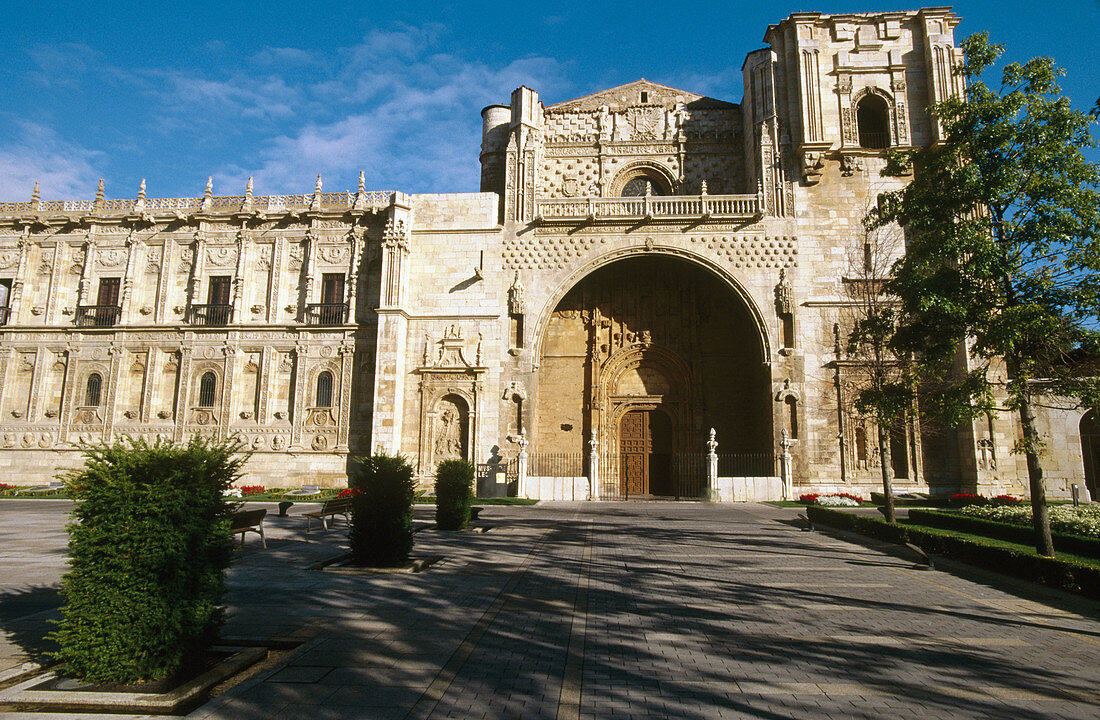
[534,193,762,222]
[858,131,891,149]
[305,303,349,325]
[188,304,233,327]
[75,305,121,327]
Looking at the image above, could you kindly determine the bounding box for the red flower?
[337,488,360,498]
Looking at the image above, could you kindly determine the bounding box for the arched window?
[620,175,666,197]
[316,371,333,408]
[857,94,891,149]
[85,373,102,407]
[198,372,217,408]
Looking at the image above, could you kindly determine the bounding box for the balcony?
[189,304,233,327]
[533,193,762,223]
[305,303,349,326]
[75,305,121,327]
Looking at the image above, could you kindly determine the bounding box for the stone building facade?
[0,7,1092,500]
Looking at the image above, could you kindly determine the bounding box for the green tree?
[842,218,914,523]
[867,33,1100,556]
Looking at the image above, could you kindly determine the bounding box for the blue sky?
[2,1,1097,201]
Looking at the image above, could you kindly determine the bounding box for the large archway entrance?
[1081,411,1100,500]
[534,255,771,498]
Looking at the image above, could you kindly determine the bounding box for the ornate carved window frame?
[606,161,677,197]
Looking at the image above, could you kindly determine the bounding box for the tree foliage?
[867,33,1100,555]
[49,436,246,683]
[842,218,913,522]
[349,453,416,567]
[435,459,475,530]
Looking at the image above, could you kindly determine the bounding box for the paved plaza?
[1,500,1099,719]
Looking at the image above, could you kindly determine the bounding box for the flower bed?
[909,508,1100,558]
[957,503,1100,538]
[799,492,864,507]
[807,505,1100,599]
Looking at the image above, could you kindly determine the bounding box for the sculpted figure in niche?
[435,396,468,461]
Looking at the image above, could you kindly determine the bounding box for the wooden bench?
[304,496,353,532]
[230,508,267,548]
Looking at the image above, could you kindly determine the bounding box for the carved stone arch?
[850,86,897,147]
[77,364,110,421]
[529,247,773,367]
[188,362,223,426]
[775,378,801,441]
[606,161,678,197]
[599,343,695,459]
[428,389,472,464]
[416,371,481,480]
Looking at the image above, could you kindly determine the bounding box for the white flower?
[818,495,859,507]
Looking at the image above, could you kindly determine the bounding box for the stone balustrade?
[0,190,397,217]
[534,193,763,222]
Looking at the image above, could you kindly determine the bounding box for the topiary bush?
[435,460,475,530]
[49,436,247,683]
[349,453,416,567]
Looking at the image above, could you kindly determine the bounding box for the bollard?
[1072,483,1080,507]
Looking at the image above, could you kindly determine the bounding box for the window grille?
[198,372,217,408]
[316,371,333,408]
[85,373,102,407]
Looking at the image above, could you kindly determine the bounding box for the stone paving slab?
[2,500,1099,719]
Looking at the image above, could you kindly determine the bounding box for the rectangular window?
[207,276,231,306]
[321,274,345,304]
[0,279,10,326]
[96,277,121,307]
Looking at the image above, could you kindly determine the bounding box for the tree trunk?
[877,421,896,523]
[1019,395,1055,557]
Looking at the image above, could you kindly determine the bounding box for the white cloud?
[0,120,102,200]
[147,26,575,194]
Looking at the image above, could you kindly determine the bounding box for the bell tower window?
[857,94,891,149]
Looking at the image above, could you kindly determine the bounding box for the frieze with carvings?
[206,246,238,267]
[317,245,350,264]
[96,248,126,267]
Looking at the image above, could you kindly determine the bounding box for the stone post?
[706,427,719,499]
[517,429,529,499]
[780,429,794,500]
[588,430,599,501]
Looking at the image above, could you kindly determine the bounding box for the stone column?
[267,235,285,324]
[517,429,529,499]
[45,242,65,323]
[336,341,354,451]
[588,430,599,501]
[174,346,192,442]
[370,203,411,454]
[103,345,124,440]
[121,235,141,324]
[188,233,206,311]
[11,238,33,323]
[220,343,237,441]
[77,237,96,308]
[780,429,794,501]
[290,343,307,448]
[706,427,719,498]
[232,229,249,323]
[156,239,174,324]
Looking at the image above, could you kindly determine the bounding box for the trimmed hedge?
[435,460,475,530]
[349,453,416,567]
[807,505,1100,600]
[49,437,246,683]
[908,509,1100,559]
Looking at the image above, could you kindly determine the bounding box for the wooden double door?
[620,409,673,496]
